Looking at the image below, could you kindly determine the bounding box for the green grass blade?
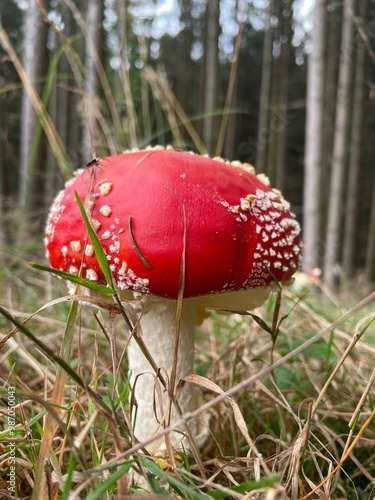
[141,457,209,499]
[247,313,272,334]
[60,453,77,500]
[0,305,86,390]
[147,475,171,496]
[74,191,115,289]
[30,262,115,296]
[0,305,116,419]
[207,474,282,498]
[30,298,80,500]
[24,408,48,430]
[85,461,133,500]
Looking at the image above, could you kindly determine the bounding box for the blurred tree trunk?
[255,3,274,173]
[223,75,238,160]
[172,0,195,147]
[256,0,292,186]
[365,177,375,281]
[302,0,326,273]
[55,4,72,164]
[53,0,85,166]
[118,0,138,150]
[321,3,341,214]
[82,0,104,161]
[342,0,368,277]
[45,40,59,206]
[18,0,49,227]
[266,38,278,185]
[70,4,85,161]
[323,0,354,289]
[45,5,72,206]
[215,6,243,158]
[202,0,219,154]
[274,0,293,191]
[0,99,5,262]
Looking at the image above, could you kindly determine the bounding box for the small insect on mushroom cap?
[45,147,302,299]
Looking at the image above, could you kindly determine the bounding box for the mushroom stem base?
[127,296,207,453]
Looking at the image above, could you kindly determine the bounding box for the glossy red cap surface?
[45,149,302,299]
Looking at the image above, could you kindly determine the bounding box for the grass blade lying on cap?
[30,262,116,297]
[74,190,115,290]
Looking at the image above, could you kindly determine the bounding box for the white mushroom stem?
[127,295,205,453]
[126,286,273,454]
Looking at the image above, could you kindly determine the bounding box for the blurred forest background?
[0,0,375,290]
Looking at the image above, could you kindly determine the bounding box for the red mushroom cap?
[45,148,302,299]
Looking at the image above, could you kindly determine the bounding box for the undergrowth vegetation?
[1,257,375,499]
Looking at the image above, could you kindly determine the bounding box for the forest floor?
[0,257,375,499]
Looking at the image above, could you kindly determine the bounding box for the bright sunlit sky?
[124,0,315,64]
[126,0,315,43]
[14,0,315,33]
[14,0,316,64]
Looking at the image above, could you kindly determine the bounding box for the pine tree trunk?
[82,0,104,161]
[365,178,375,281]
[274,0,292,191]
[342,0,367,277]
[118,0,137,150]
[323,0,354,289]
[0,99,5,263]
[18,0,49,216]
[223,75,238,160]
[255,6,274,173]
[266,45,279,186]
[45,22,70,206]
[202,0,219,154]
[321,2,342,239]
[302,0,326,272]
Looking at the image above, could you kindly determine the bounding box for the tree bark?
[45,12,71,206]
[302,0,326,272]
[342,0,367,277]
[202,0,219,154]
[323,0,354,289]
[320,1,341,238]
[82,0,104,161]
[365,177,375,281]
[0,99,5,263]
[223,75,238,160]
[274,0,293,192]
[255,5,274,173]
[18,0,49,213]
[118,0,138,150]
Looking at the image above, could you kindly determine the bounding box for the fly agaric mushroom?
[45,146,302,452]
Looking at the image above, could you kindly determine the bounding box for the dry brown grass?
[1,261,375,498]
